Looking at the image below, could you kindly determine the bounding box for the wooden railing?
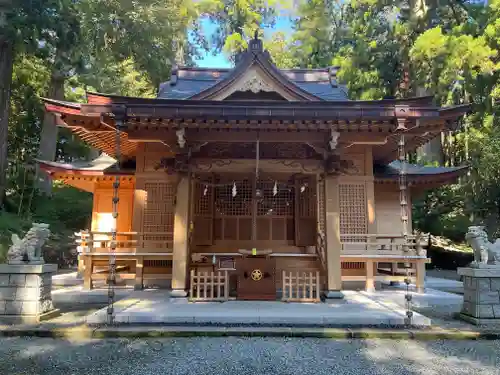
[282,270,321,302]
[76,230,173,254]
[189,269,230,301]
[340,233,429,256]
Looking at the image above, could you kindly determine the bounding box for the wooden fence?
[189,269,230,302]
[282,270,321,302]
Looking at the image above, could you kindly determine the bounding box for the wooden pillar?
[416,261,425,293]
[365,260,375,292]
[77,255,85,277]
[171,175,190,297]
[83,255,93,290]
[366,179,376,234]
[135,255,144,290]
[324,175,343,299]
[132,178,146,250]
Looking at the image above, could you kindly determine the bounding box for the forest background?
[0,0,498,266]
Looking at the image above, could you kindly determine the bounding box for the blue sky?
[192,16,293,68]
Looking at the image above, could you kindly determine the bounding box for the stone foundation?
[458,267,500,325]
[0,264,58,324]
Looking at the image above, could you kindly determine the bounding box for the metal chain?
[107,115,123,325]
[398,133,413,326]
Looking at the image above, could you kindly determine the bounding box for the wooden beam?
[191,158,323,174]
[126,128,177,142]
[188,130,326,143]
[126,128,390,145]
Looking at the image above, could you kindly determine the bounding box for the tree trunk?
[0,37,13,208]
[36,71,65,195]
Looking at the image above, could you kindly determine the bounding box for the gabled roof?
[158,37,348,101]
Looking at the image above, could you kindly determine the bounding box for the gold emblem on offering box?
[251,269,263,281]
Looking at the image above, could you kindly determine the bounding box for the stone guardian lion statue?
[6,223,51,263]
[465,226,500,267]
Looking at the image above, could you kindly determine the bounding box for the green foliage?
[9,55,49,164]
[72,57,156,98]
[290,0,342,69]
[197,0,287,58]
[79,0,197,87]
[0,186,91,265]
[264,32,297,68]
[31,184,93,230]
[0,212,31,263]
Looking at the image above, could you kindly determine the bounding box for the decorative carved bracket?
[239,70,275,93]
[324,154,356,176]
[155,153,190,174]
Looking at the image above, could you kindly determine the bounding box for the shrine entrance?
[189,139,320,301]
[190,173,317,249]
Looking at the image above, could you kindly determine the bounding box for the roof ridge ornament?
[249,29,263,54]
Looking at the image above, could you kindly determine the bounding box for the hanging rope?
[398,132,413,327]
[251,136,260,242]
[107,113,123,325]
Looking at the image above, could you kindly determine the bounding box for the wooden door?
[237,257,276,300]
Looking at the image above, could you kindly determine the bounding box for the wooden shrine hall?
[39,36,469,302]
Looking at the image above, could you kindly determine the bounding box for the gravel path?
[0,337,499,375]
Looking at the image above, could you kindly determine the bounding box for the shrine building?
[39,37,469,301]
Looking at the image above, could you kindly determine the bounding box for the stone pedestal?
[458,267,500,325]
[0,263,59,324]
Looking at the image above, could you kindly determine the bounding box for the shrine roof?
[158,66,348,101]
[37,154,133,176]
[374,161,468,184]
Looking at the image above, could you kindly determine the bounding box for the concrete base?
[324,290,344,300]
[170,289,188,298]
[0,309,60,324]
[459,313,500,326]
[458,267,500,325]
[86,289,432,327]
[0,263,58,324]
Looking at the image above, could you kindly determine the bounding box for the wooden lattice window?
[339,183,367,241]
[192,177,214,245]
[256,178,295,242]
[142,182,175,249]
[192,174,316,245]
[316,177,325,233]
[295,176,317,246]
[214,177,253,241]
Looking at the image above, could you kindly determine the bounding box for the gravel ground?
[0,337,499,375]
